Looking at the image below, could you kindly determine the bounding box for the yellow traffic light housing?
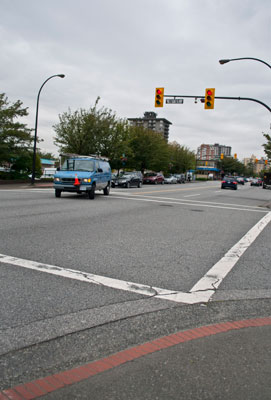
[155,88,164,107]
[220,153,224,160]
[205,88,215,109]
[234,153,237,159]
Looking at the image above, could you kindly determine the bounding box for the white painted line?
[183,194,200,198]
[0,253,175,298]
[110,195,268,213]
[188,211,271,301]
[1,213,271,305]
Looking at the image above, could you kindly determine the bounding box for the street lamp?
[31,74,65,185]
[219,57,271,69]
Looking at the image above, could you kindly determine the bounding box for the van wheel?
[103,185,110,195]
[55,189,61,198]
[88,186,95,199]
[126,182,130,188]
[138,182,142,188]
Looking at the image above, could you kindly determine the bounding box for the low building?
[40,158,55,174]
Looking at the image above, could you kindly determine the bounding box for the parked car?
[174,174,186,183]
[111,173,118,187]
[221,178,238,190]
[113,172,142,188]
[262,172,271,189]
[236,177,245,185]
[143,172,164,184]
[250,178,262,187]
[164,175,177,184]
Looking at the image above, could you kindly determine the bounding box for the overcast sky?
[1,0,270,160]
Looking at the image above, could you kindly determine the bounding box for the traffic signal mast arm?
[163,93,271,112]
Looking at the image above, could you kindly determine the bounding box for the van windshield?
[61,159,95,172]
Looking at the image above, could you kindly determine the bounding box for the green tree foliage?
[0,93,33,165]
[38,151,56,160]
[128,126,169,173]
[262,133,271,161]
[218,157,246,176]
[168,141,196,173]
[53,98,130,165]
[11,152,42,178]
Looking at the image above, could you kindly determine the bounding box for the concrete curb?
[1,317,270,399]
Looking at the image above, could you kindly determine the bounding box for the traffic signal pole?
[164,94,271,112]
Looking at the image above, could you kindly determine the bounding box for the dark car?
[113,172,142,188]
[221,178,238,190]
[250,178,262,187]
[143,172,164,184]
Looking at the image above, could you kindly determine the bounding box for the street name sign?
[166,99,184,104]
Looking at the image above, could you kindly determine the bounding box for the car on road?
[112,172,143,188]
[164,175,177,184]
[236,177,245,185]
[262,172,271,189]
[54,155,111,199]
[174,174,186,183]
[250,178,262,187]
[221,178,238,190]
[143,172,164,184]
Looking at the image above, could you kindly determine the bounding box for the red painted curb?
[1,317,271,399]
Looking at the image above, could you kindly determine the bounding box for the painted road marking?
[1,211,270,304]
[183,194,201,198]
[2,317,271,399]
[113,192,266,210]
[110,194,268,213]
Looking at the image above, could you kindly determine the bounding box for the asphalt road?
[0,181,270,398]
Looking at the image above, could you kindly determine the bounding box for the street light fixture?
[31,74,65,185]
[219,57,271,69]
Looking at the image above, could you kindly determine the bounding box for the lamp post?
[219,57,271,69]
[31,74,65,185]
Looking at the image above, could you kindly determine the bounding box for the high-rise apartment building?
[197,143,231,160]
[128,112,172,142]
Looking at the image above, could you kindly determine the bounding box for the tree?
[53,98,130,165]
[0,93,33,165]
[218,157,246,176]
[128,126,169,173]
[38,151,56,160]
[12,152,42,178]
[168,142,196,173]
[263,133,271,161]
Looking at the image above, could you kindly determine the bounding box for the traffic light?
[234,153,237,159]
[155,88,164,107]
[265,159,268,165]
[204,88,215,109]
[220,153,224,160]
[255,158,258,163]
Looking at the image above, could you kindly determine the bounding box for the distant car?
[221,178,238,190]
[236,177,245,185]
[164,175,177,184]
[250,178,262,187]
[143,172,164,184]
[113,172,143,188]
[174,174,185,183]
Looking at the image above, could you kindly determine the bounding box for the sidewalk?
[0,181,54,190]
[1,318,270,399]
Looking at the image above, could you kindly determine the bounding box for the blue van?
[53,155,111,199]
